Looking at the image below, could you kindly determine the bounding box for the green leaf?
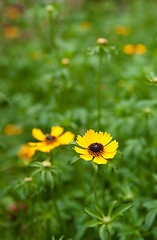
[145,209,157,229]
[31,169,41,176]
[112,203,132,220]
[84,207,102,220]
[71,156,80,164]
[94,203,104,217]
[30,162,42,168]
[108,201,117,217]
[86,220,101,228]
[99,225,106,240]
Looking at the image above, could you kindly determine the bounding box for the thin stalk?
[53,196,66,234]
[106,226,112,240]
[97,49,103,130]
[93,163,98,204]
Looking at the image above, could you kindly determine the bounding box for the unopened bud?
[42,160,51,168]
[103,216,111,224]
[153,76,157,83]
[61,58,70,65]
[24,177,33,183]
[46,5,54,13]
[97,38,108,45]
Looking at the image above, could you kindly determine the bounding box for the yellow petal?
[80,154,93,161]
[102,151,117,159]
[84,129,98,143]
[50,126,64,137]
[105,140,119,152]
[58,131,75,145]
[76,135,89,148]
[94,156,107,164]
[32,128,46,141]
[100,132,112,146]
[74,146,87,154]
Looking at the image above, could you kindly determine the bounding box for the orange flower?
[18,144,36,163]
[3,26,20,39]
[5,7,21,19]
[123,44,146,55]
[4,123,22,136]
[29,126,75,153]
[114,25,130,35]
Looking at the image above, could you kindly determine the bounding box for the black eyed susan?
[74,130,118,164]
[29,126,75,153]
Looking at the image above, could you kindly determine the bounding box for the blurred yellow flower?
[123,44,146,55]
[29,126,75,153]
[114,25,130,35]
[4,123,22,136]
[18,144,36,163]
[3,26,20,39]
[74,129,118,164]
[79,21,91,30]
[5,7,21,19]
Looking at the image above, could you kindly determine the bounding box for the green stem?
[97,49,103,130]
[106,226,112,240]
[53,197,66,234]
[93,163,98,204]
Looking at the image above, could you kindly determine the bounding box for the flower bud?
[61,58,70,65]
[24,177,33,183]
[46,5,54,13]
[42,160,51,168]
[97,38,108,45]
[103,216,111,224]
[153,76,157,83]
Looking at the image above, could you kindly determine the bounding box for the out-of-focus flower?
[29,126,75,153]
[4,123,22,136]
[153,76,157,83]
[46,5,54,13]
[3,26,20,39]
[114,25,130,35]
[79,21,91,31]
[123,44,146,55]
[42,160,51,168]
[135,44,146,54]
[18,144,36,163]
[74,129,118,164]
[5,7,21,19]
[97,38,108,45]
[29,51,43,61]
[24,177,33,183]
[61,58,70,65]
[7,202,28,213]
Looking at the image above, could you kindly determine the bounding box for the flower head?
[29,126,75,153]
[74,130,118,164]
[4,123,22,136]
[18,144,35,163]
[97,38,108,45]
[61,58,70,65]
[42,160,51,168]
[123,44,146,55]
[114,25,130,35]
[3,26,20,39]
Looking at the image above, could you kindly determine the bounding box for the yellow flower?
[61,58,70,65]
[18,144,35,163]
[4,123,22,136]
[29,126,75,153]
[123,44,146,55]
[3,26,20,39]
[114,25,130,35]
[123,44,134,55]
[97,38,108,45]
[74,130,118,164]
[135,44,146,54]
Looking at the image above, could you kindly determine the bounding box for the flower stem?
[93,163,98,204]
[107,226,112,240]
[97,48,103,130]
[53,196,66,234]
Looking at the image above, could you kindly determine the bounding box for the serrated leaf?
[108,201,117,217]
[84,207,102,220]
[112,203,132,220]
[145,209,157,229]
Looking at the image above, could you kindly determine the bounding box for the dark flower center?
[88,142,104,156]
[46,134,56,141]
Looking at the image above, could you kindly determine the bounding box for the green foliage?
[0,0,157,239]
